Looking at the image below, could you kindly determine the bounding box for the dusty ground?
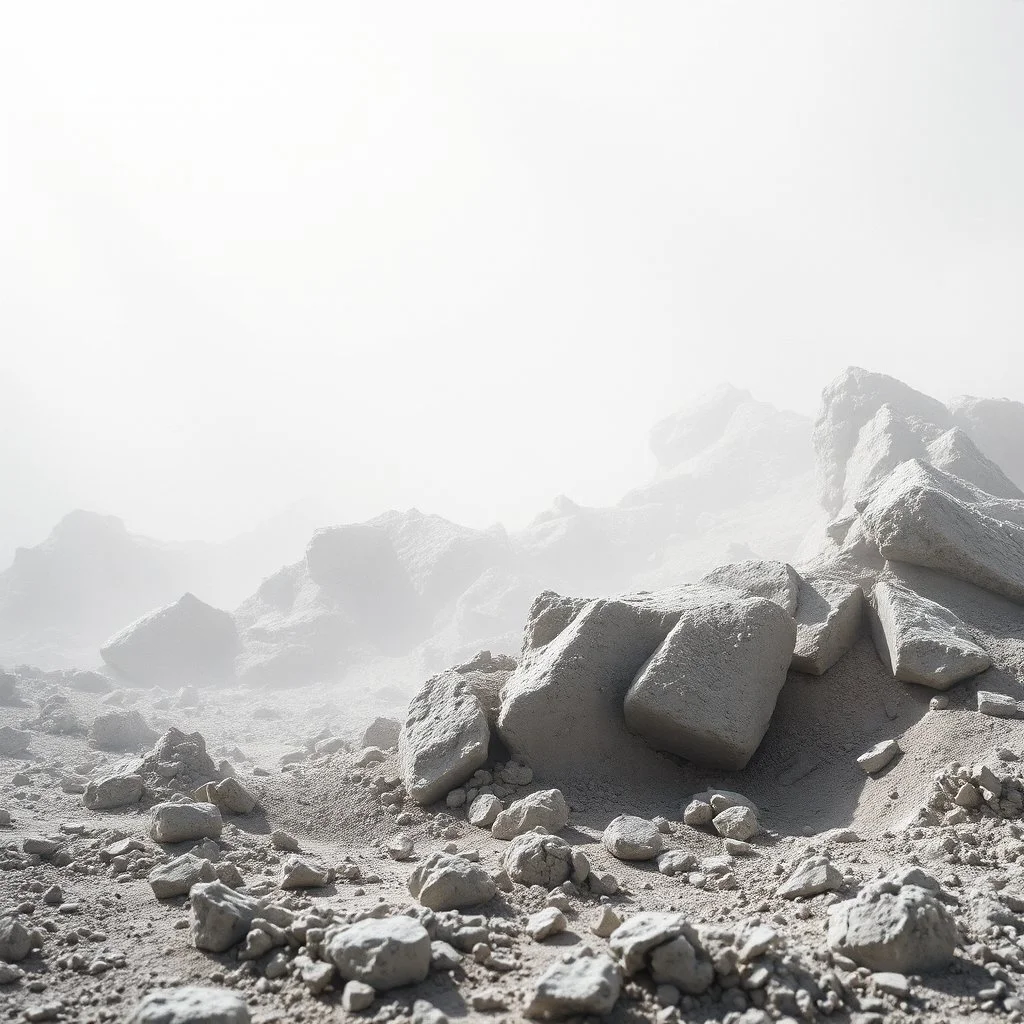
[2,646,1024,1024]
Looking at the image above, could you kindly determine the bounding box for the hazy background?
[2,1,1022,564]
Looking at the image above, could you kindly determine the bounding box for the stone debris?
[857,739,900,774]
[526,954,623,1019]
[325,916,432,990]
[791,574,864,675]
[190,882,259,952]
[467,793,503,828]
[526,907,567,941]
[83,772,144,810]
[126,986,250,1024]
[491,789,569,840]
[978,691,1023,718]
[279,856,330,889]
[711,805,759,841]
[0,725,31,756]
[777,856,843,899]
[150,802,224,844]
[501,830,574,888]
[407,853,497,910]
[601,814,664,860]
[89,710,158,751]
[150,853,217,899]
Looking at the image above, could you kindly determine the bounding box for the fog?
[3,1,1023,566]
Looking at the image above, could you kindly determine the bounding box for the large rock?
[501,831,574,888]
[399,670,490,805]
[89,710,158,751]
[151,802,223,844]
[0,917,33,962]
[602,816,663,861]
[84,772,144,810]
[491,789,569,840]
[407,853,496,910]
[190,881,259,952]
[700,560,801,616]
[150,854,217,899]
[498,590,693,776]
[127,987,249,1024]
[623,594,796,770]
[324,916,431,991]
[791,574,863,675]
[827,876,958,972]
[526,954,622,1019]
[869,579,990,689]
[858,460,1024,603]
[101,593,238,685]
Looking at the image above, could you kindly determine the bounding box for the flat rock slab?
[857,739,900,774]
[869,579,990,689]
[791,574,863,675]
[624,594,796,771]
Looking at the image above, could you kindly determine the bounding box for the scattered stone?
[150,854,217,899]
[468,793,502,828]
[978,691,1022,718]
[83,773,144,811]
[526,954,623,1019]
[602,815,664,860]
[280,856,329,889]
[591,907,622,938]
[502,831,574,888]
[127,986,249,1024]
[491,789,569,840]
[712,805,759,841]
[325,916,431,990]
[270,830,299,852]
[682,800,713,827]
[657,851,697,876]
[0,726,30,756]
[363,716,402,749]
[341,980,375,1012]
[857,740,900,774]
[407,853,496,910]
[151,803,223,844]
[0,917,33,962]
[526,908,567,941]
[777,857,843,899]
[190,882,259,953]
[88,710,158,751]
[872,971,911,998]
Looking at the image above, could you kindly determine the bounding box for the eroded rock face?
[791,574,864,676]
[399,670,490,805]
[325,916,431,991]
[101,593,238,685]
[827,876,958,972]
[869,579,990,688]
[624,595,796,770]
[407,853,496,911]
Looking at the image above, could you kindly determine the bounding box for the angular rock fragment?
[526,954,622,1019]
[527,908,567,941]
[609,913,713,994]
[0,726,31,757]
[624,594,796,770]
[791,574,863,675]
[280,856,329,889]
[89,710,157,752]
[978,691,1022,718]
[857,739,900,774]
[150,854,217,899]
[363,717,401,750]
[501,831,574,888]
[711,806,759,841]
[151,803,223,844]
[777,857,843,899]
[127,986,250,1024]
[400,670,490,805]
[468,793,502,828]
[84,773,144,811]
[869,579,990,688]
[491,789,569,840]
[325,916,431,990]
[190,882,259,952]
[0,917,33,963]
[407,853,496,910]
[827,875,958,972]
[700,559,801,616]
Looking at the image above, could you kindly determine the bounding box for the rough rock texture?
[711,806,759,841]
[869,578,991,689]
[602,815,664,861]
[699,560,801,616]
[89,710,157,751]
[501,831,574,888]
[325,917,431,991]
[791,574,864,675]
[407,853,496,910]
[0,726,30,756]
[190,882,258,953]
[526,954,622,1019]
[858,460,1024,603]
[498,591,692,776]
[362,717,401,750]
[827,876,959,972]
[609,913,712,994]
[127,986,250,1024]
[491,789,569,841]
[150,854,217,899]
[399,670,490,805]
[624,594,796,770]
[151,803,223,844]
[84,772,144,811]
[101,593,239,685]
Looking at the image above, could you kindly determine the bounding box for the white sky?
[2,1,1023,559]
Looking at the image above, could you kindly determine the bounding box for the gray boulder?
[362,717,401,750]
[101,592,238,685]
[399,670,490,805]
[0,917,33,962]
[602,815,663,861]
[791,574,863,675]
[869,579,990,689]
[700,560,801,615]
[325,916,431,990]
[407,853,496,910]
[84,773,144,811]
[0,726,31,757]
[150,854,217,899]
[151,802,223,844]
[190,881,259,952]
[624,594,796,770]
[491,789,569,840]
[526,954,622,1019]
[89,710,158,752]
[608,912,713,993]
[501,831,574,888]
[827,876,958,972]
[127,986,249,1024]
[777,857,843,899]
